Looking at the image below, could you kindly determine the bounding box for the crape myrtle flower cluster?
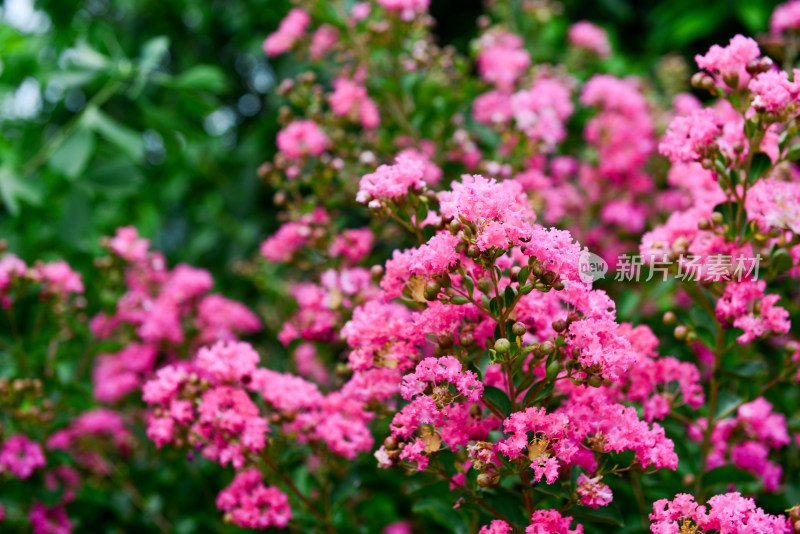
[249,0,800,531]
[3,0,800,532]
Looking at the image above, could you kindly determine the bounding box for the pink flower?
[196,340,260,383]
[329,77,380,128]
[217,469,291,529]
[400,356,483,402]
[276,120,329,159]
[749,69,800,111]
[248,368,323,411]
[650,492,788,533]
[357,153,426,204]
[0,434,45,479]
[526,510,584,534]
[473,91,513,124]
[309,24,339,59]
[107,226,150,262]
[695,35,760,88]
[568,21,611,57]
[29,503,72,534]
[480,520,512,534]
[576,473,613,508]
[771,0,800,34]
[31,260,84,297]
[477,31,531,91]
[194,386,269,468]
[746,178,800,233]
[263,8,310,56]
[196,294,261,343]
[659,107,721,163]
[376,0,429,21]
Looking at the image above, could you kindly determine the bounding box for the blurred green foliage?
[0,0,790,531]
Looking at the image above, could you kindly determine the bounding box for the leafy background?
[0,0,788,532]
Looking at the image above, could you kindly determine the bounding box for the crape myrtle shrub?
[3,0,800,533]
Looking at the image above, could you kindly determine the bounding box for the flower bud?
[370,264,384,282]
[674,325,688,341]
[662,311,677,326]
[509,266,521,282]
[467,245,481,259]
[552,319,567,332]
[424,280,441,301]
[710,212,724,225]
[540,341,555,355]
[545,360,560,381]
[511,322,527,337]
[477,473,498,487]
[476,278,493,294]
[494,338,511,354]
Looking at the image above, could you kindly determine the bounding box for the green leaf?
[570,505,624,526]
[771,248,794,275]
[412,498,469,534]
[517,266,530,286]
[416,201,428,224]
[785,143,800,161]
[48,127,95,179]
[0,166,41,216]
[748,152,771,185]
[139,36,170,74]
[723,361,766,378]
[482,385,512,417]
[81,158,144,194]
[85,108,144,161]
[713,391,743,419]
[523,381,554,407]
[463,275,474,298]
[170,65,227,93]
[702,465,756,487]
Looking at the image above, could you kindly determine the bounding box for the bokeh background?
[0,0,787,531]
[0,0,783,290]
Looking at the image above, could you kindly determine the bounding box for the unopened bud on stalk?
[710,212,724,225]
[662,311,677,326]
[512,322,527,337]
[674,325,688,341]
[467,245,481,259]
[424,281,441,301]
[540,341,555,355]
[494,338,511,354]
[476,278,493,294]
[370,265,384,282]
[476,472,498,487]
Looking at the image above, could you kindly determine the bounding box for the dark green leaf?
[702,465,756,487]
[748,152,771,185]
[412,498,469,534]
[483,385,512,417]
[48,127,95,180]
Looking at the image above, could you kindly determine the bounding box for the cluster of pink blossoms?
[477,31,531,92]
[480,510,584,534]
[650,492,788,533]
[567,21,611,57]
[689,397,789,491]
[263,8,310,56]
[276,119,329,159]
[0,434,45,479]
[329,76,380,129]
[0,253,84,307]
[91,226,260,403]
[216,469,291,529]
